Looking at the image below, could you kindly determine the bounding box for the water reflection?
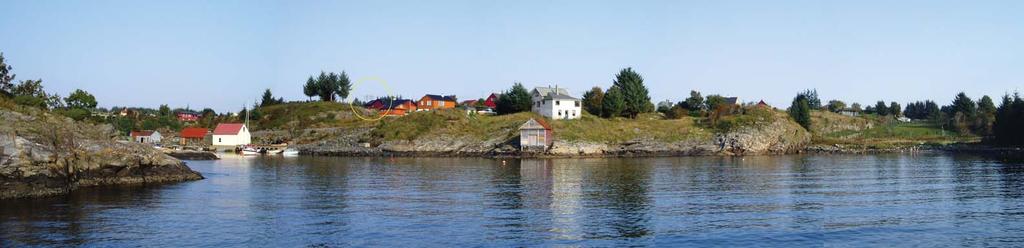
[2,154,1024,247]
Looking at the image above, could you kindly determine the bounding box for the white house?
[212,123,251,146]
[130,130,161,144]
[531,86,582,120]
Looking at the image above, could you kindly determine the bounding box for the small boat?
[240,147,261,155]
[280,148,299,156]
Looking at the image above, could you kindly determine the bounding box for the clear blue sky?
[1,0,1021,112]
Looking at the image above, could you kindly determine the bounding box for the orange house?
[417,95,457,111]
[386,99,418,116]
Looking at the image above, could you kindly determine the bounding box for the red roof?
[535,118,552,130]
[180,127,209,138]
[213,123,246,135]
[130,130,155,137]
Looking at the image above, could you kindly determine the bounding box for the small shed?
[130,130,161,144]
[519,118,553,151]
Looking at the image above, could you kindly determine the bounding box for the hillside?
[0,99,203,199]
[253,102,810,156]
[808,110,977,149]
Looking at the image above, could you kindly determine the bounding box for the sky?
[0,0,1022,113]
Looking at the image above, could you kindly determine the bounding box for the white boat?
[240,147,261,155]
[280,148,299,156]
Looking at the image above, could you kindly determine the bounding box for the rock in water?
[0,109,203,200]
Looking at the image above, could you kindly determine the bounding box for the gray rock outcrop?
[1,109,203,199]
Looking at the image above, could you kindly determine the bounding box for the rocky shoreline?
[1,109,204,200]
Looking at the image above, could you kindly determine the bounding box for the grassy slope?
[254,102,977,148]
[255,101,377,130]
[553,113,711,143]
[810,111,976,147]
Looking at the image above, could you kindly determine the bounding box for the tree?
[11,79,49,109]
[159,104,171,116]
[681,90,704,111]
[601,86,625,118]
[335,71,352,101]
[260,89,282,107]
[581,86,604,116]
[889,102,901,117]
[874,101,889,116]
[993,93,1024,146]
[975,95,997,135]
[789,93,812,130]
[827,100,846,112]
[799,89,822,109]
[851,103,862,112]
[65,89,97,109]
[704,95,726,112]
[0,52,15,97]
[303,76,317,101]
[495,82,532,115]
[950,92,977,117]
[611,67,652,118]
[656,100,673,114]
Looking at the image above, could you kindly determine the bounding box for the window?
[558,110,562,116]
[572,110,576,117]
[218,138,222,142]
[556,101,560,105]
[575,101,580,107]
[436,100,442,106]
[427,101,432,106]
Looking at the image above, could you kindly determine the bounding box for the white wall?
[532,98,581,120]
[212,126,251,146]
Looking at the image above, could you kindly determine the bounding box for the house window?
[218,138,222,142]
[575,101,580,107]
[558,110,562,116]
[435,100,442,106]
[556,101,560,105]
[572,110,576,117]
[427,101,432,106]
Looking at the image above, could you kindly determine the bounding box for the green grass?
[713,107,777,132]
[552,113,711,143]
[254,101,377,130]
[369,109,538,142]
[816,121,976,148]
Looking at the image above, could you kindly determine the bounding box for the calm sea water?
[2,154,1024,247]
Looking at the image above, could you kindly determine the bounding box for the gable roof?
[532,87,570,97]
[130,130,157,137]
[543,93,579,101]
[213,123,246,135]
[422,94,457,101]
[519,118,552,131]
[724,97,739,105]
[180,127,209,138]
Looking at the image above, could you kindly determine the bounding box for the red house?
[176,111,200,122]
[483,93,499,108]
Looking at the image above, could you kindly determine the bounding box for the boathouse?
[130,130,161,144]
[212,123,251,147]
[519,118,553,151]
[179,127,210,146]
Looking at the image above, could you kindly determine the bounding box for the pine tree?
[0,52,14,97]
[303,76,317,101]
[611,67,652,118]
[495,82,531,115]
[601,86,625,118]
[581,86,604,116]
[335,71,352,101]
[789,94,812,130]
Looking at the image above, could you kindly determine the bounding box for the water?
[2,154,1024,247]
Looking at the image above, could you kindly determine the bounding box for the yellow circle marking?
[349,76,394,121]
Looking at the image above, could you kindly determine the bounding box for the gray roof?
[532,87,570,97]
[533,87,577,100]
[543,93,579,101]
